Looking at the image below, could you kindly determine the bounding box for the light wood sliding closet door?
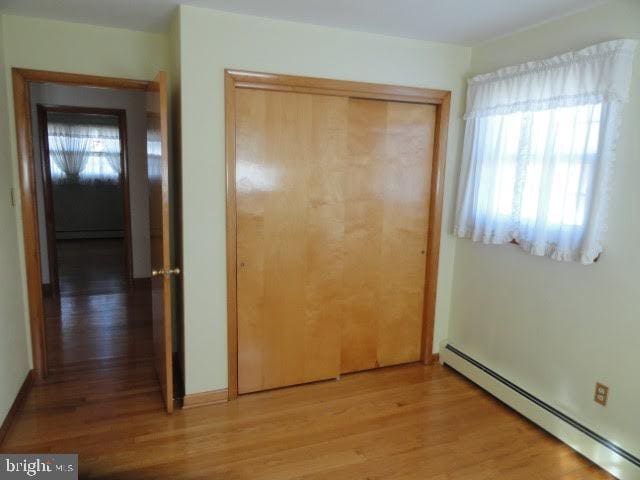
[341,99,435,373]
[235,88,436,394]
[236,89,348,394]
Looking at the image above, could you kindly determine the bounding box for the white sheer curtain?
[48,120,121,182]
[48,122,91,180]
[455,39,637,264]
[97,124,122,175]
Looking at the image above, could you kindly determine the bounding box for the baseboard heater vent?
[443,344,640,476]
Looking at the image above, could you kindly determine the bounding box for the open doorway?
[12,69,178,414]
[31,85,152,371]
[34,100,146,368]
[38,106,132,299]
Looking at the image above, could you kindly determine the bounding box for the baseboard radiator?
[441,343,640,480]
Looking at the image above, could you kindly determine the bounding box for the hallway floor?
[45,239,153,369]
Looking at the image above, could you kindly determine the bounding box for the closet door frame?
[225,69,451,399]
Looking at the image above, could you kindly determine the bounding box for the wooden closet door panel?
[236,89,346,394]
[302,96,348,382]
[236,89,269,394]
[377,102,435,367]
[341,99,435,373]
[341,99,386,373]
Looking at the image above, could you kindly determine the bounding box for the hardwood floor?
[4,240,610,478]
[2,362,611,479]
[56,239,129,296]
[44,239,152,370]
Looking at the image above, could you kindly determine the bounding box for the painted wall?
[0,14,169,380]
[53,182,124,239]
[0,14,31,430]
[178,5,471,394]
[449,0,640,458]
[30,83,152,279]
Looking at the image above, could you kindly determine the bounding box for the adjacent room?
[0,0,637,479]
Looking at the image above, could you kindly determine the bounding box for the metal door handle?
[152,267,181,277]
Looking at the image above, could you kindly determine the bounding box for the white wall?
[178,5,471,394]
[0,14,32,429]
[449,0,640,458]
[0,14,169,386]
[30,83,151,279]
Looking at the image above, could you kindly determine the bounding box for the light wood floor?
[6,241,610,479]
[2,362,611,479]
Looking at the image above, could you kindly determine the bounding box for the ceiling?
[0,0,607,45]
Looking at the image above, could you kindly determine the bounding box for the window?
[455,40,636,264]
[475,102,601,227]
[48,115,122,182]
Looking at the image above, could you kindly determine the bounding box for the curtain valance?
[465,40,637,119]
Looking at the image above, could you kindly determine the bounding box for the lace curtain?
[48,120,121,182]
[48,122,91,180]
[100,124,122,175]
[454,39,637,264]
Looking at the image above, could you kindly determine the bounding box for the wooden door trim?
[36,105,134,288]
[420,92,450,365]
[224,69,451,399]
[226,70,450,104]
[36,105,60,298]
[12,68,153,379]
[224,72,239,399]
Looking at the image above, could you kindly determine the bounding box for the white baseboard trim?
[440,342,640,480]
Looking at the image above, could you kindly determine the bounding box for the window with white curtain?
[48,115,122,182]
[455,40,637,264]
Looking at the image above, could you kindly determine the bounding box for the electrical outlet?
[594,382,609,406]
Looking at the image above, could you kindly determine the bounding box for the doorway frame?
[224,69,452,399]
[12,68,153,378]
[37,105,133,297]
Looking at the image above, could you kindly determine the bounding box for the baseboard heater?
[441,343,640,480]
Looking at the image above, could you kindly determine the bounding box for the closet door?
[236,89,347,394]
[235,89,436,393]
[341,99,435,373]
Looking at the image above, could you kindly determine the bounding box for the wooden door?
[341,98,435,373]
[236,89,347,394]
[235,89,436,394]
[146,71,175,413]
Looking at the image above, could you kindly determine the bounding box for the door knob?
[152,269,165,277]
